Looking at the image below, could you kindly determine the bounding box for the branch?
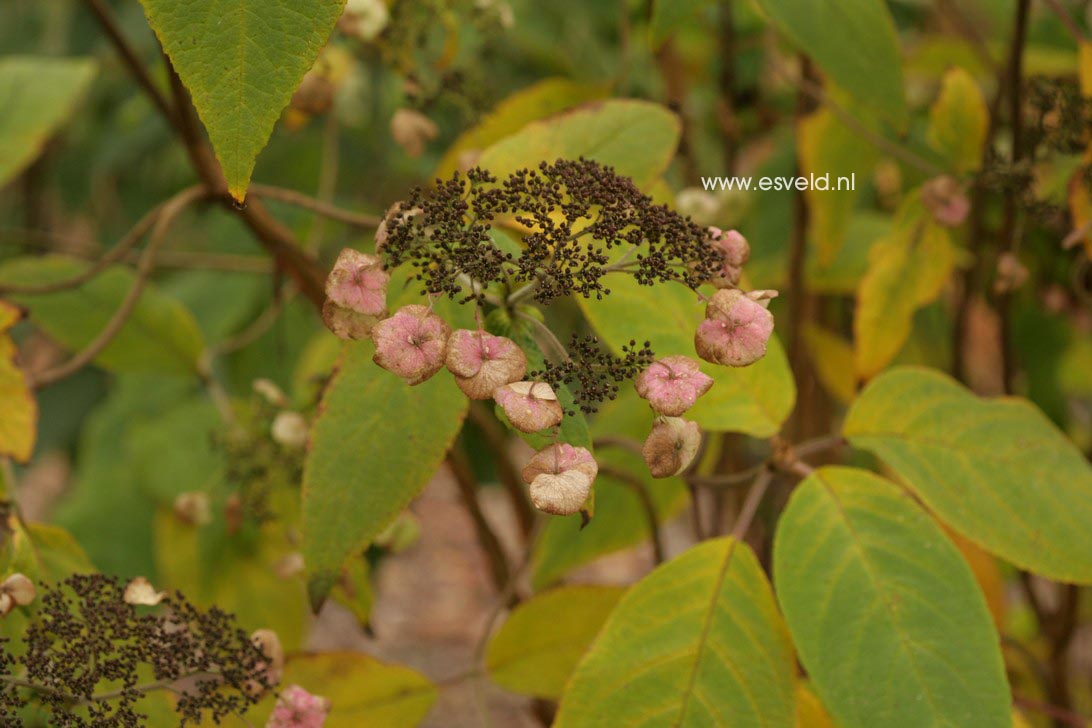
[248,184,381,230]
[1040,0,1089,44]
[599,464,665,565]
[0,204,163,295]
[82,0,176,126]
[29,186,208,388]
[447,447,511,592]
[1013,694,1089,728]
[729,467,772,541]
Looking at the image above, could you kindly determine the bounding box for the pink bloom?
[634,355,713,416]
[921,176,969,228]
[643,417,702,478]
[695,289,775,367]
[707,227,750,288]
[494,381,564,433]
[445,329,527,399]
[371,305,450,385]
[521,444,598,516]
[325,248,389,316]
[265,685,330,728]
[521,443,598,484]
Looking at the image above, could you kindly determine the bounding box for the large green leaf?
[302,341,469,607]
[751,0,906,125]
[486,585,624,699]
[0,256,205,377]
[435,78,605,180]
[476,100,681,189]
[139,0,345,201]
[530,389,689,588]
[773,467,1010,728]
[578,275,794,437]
[0,56,96,187]
[556,537,796,727]
[844,367,1092,583]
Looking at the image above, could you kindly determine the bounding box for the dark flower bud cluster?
[530,336,655,414]
[0,574,271,727]
[381,158,724,303]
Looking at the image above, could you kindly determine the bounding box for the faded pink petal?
[494,381,564,432]
[322,300,381,341]
[521,443,598,484]
[325,248,389,315]
[265,685,330,728]
[445,329,527,399]
[707,227,750,288]
[643,417,702,478]
[695,289,774,367]
[372,305,450,385]
[529,470,592,516]
[634,355,713,416]
[921,176,969,228]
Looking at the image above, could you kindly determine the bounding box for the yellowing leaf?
[486,585,624,699]
[945,526,1006,629]
[845,366,1092,583]
[799,108,876,264]
[927,68,989,173]
[556,538,797,726]
[795,683,834,728]
[139,0,345,201]
[854,205,956,379]
[477,100,681,189]
[0,56,96,187]
[803,324,857,405]
[774,467,1011,728]
[1079,43,1092,97]
[435,78,605,180]
[0,334,36,463]
[226,652,436,727]
[1069,46,1092,256]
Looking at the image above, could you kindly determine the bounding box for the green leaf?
[139,0,345,201]
[751,0,906,125]
[927,68,989,174]
[773,466,1011,728]
[530,389,689,588]
[650,0,714,47]
[844,367,1092,583]
[476,100,681,189]
[435,78,605,180]
[235,652,437,727]
[486,585,624,699]
[302,341,468,608]
[578,276,794,437]
[0,56,96,187]
[556,537,796,727]
[0,256,205,377]
[798,108,877,264]
[854,205,956,379]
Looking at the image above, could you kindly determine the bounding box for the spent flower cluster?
[322,160,775,516]
[0,574,279,727]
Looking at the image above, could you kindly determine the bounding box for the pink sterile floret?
[372,305,451,385]
[521,443,598,484]
[694,289,774,367]
[445,329,527,399]
[494,381,564,432]
[707,227,750,287]
[325,248,390,316]
[634,355,714,416]
[265,685,330,728]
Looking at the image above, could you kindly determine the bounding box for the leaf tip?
[307,571,337,614]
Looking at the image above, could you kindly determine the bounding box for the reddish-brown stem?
[447,447,512,592]
[599,464,665,565]
[468,402,536,540]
